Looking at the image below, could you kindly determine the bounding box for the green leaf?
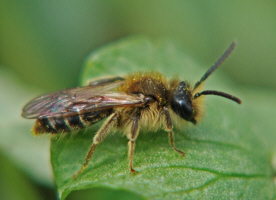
[51,36,276,199]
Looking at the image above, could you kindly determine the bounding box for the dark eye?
[171,82,196,123]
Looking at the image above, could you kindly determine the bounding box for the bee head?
[171,41,242,125]
[171,81,197,124]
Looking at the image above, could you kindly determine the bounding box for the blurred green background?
[0,1,275,200]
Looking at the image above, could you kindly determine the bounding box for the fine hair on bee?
[22,41,241,179]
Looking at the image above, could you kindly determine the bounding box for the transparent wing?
[22,80,144,119]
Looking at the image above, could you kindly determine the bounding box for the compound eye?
[171,82,194,122]
[177,99,193,116]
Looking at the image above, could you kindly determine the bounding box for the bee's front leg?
[164,107,185,156]
[127,115,140,173]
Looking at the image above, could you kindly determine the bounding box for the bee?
[22,41,241,179]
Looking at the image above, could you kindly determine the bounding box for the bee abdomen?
[33,118,71,134]
[33,110,112,135]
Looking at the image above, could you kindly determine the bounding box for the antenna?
[194,41,236,90]
[194,90,242,104]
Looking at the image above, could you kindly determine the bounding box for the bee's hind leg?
[164,107,185,156]
[87,77,124,86]
[127,115,140,173]
[73,113,118,179]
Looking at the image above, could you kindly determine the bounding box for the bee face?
[171,81,196,124]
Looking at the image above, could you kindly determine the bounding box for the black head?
[171,81,196,124]
[171,41,242,125]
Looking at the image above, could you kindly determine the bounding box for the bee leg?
[128,140,136,173]
[127,115,139,173]
[73,113,118,179]
[73,143,97,179]
[87,77,124,86]
[164,107,185,156]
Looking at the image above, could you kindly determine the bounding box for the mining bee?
[22,41,241,179]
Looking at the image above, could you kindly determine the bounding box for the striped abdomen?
[33,110,112,134]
